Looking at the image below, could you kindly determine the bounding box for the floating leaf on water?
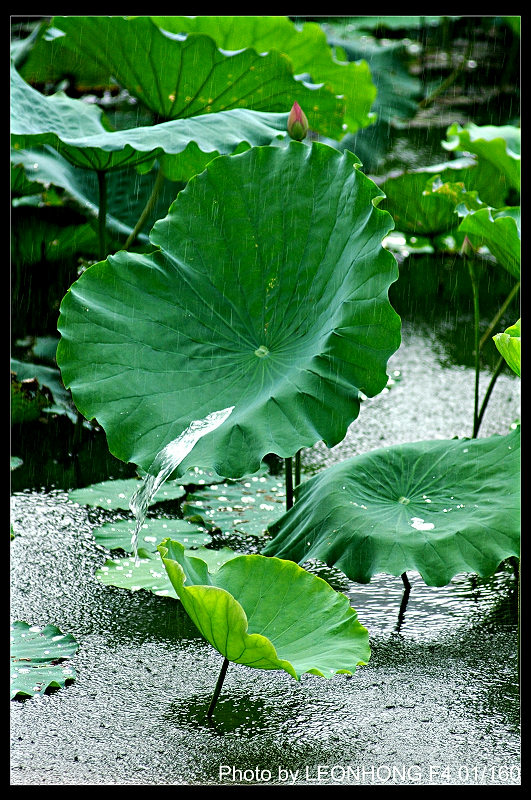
[10,621,79,699]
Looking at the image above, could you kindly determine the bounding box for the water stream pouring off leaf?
[128,406,234,564]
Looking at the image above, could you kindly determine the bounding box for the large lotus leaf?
[10,621,78,699]
[11,65,290,175]
[57,141,401,479]
[442,123,520,205]
[458,206,520,279]
[93,517,211,553]
[262,430,520,587]
[68,478,185,510]
[493,319,521,377]
[158,538,370,679]
[182,473,287,538]
[96,546,239,598]
[51,16,345,138]
[150,15,377,135]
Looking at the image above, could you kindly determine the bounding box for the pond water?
[10,252,520,786]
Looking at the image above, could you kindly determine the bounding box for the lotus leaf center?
[398,496,411,505]
[254,345,270,358]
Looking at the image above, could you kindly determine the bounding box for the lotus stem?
[396,578,411,633]
[123,166,165,252]
[285,457,294,510]
[419,38,474,109]
[294,449,301,488]
[467,258,481,438]
[478,281,520,352]
[206,656,229,719]
[96,169,107,261]
[473,356,505,438]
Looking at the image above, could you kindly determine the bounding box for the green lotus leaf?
[493,319,521,377]
[68,478,185,510]
[458,206,520,278]
[182,473,286,538]
[57,141,401,479]
[263,430,520,587]
[442,123,520,205]
[93,517,211,553]
[10,621,78,699]
[150,15,377,135]
[96,547,239,598]
[51,16,345,138]
[158,538,370,678]
[11,64,290,175]
[378,159,481,234]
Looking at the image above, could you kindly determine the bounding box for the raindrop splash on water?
[128,406,235,565]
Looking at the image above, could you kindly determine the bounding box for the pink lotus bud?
[287,102,309,141]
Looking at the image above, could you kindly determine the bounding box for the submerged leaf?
[158,538,370,679]
[10,621,78,699]
[263,430,520,587]
[57,141,401,479]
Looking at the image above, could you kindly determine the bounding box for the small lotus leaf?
[10,621,78,699]
[493,319,521,377]
[263,430,520,587]
[159,538,370,679]
[68,478,185,511]
[458,206,520,278]
[442,123,520,205]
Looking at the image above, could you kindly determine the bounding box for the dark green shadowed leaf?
[263,430,520,587]
[57,141,401,479]
[158,539,370,679]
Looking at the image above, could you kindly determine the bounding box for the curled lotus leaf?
[493,319,521,377]
[57,141,401,480]
[262,430,520,587]
[158,538,370,679]
[11,64,289,176]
